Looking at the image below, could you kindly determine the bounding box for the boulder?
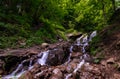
[46,47,70,66]
[41,43,49,48]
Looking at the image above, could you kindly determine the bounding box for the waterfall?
[65,31,97,79]
[2,60,26,79]
[37,50,49,65]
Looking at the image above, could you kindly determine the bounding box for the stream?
[2,31,97,79]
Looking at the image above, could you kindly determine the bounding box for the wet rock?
[46,47,69,66]
[72,45,82,52]
[19,71,33,79]
[66,62,77,73]
[83,54,93,62]
[66,65,74,73]
[41,43,49,48]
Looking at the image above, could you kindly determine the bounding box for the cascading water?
[65,73,72,79]
[2,60,27,79]
[2,50,50,79]
[37,50,49,65]
[65,31,97,79]
[2,31,96,79]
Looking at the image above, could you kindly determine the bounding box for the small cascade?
[28,59,33,70]
[69,46,73,53]
[64,46,73,65]
[73,59,85,73]
[37,50,49,65]
[65,31,97,79]
[89,31,97,41]
[2,60,26,79]
[2,59,34,79]
[2,50,50,79]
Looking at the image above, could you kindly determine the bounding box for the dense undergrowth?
[0,0,120,48]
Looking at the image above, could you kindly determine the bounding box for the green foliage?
[89,35,101,55]
[0,0,119,48]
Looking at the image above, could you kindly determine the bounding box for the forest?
[0,0,120,79]
[0,0,118,48]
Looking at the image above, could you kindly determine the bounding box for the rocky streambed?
[0,30,120,79]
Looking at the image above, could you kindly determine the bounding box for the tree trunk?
[111,0,116,11]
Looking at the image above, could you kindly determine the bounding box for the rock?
[117,62,120,71]
[20,42,26,46]
[0,69,4,75]
[84,63,94,71]
[66,32,82,40]
[30,63,41,73]
[71,52,82,58]
[116,41,120,49]
[72,59,80,63]
[113,73,120,79]
[27,49,38,54]
[92,67,101,75]
[19,71,33,79]
[35,71,45,78]
[66,65,74,73]
[49,75,62,79]
[83,53,93,62]
[53,68,62,75]
[41,43,49,48]
[101,60,107,66]
[72,45,82,52]
[106,58,115,64]
[50,68,63,79]
[66,62,77,73]
[46,47,70,66]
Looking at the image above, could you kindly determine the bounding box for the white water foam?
[2,59,34,79]
[65,73,72,79]
[37,50,49,65]
[73,59,85,73]
[89,31,97,41]
[2,61,25,79]
[70,45,73,53]
[2,71,26,79]
[28,60,33,70]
